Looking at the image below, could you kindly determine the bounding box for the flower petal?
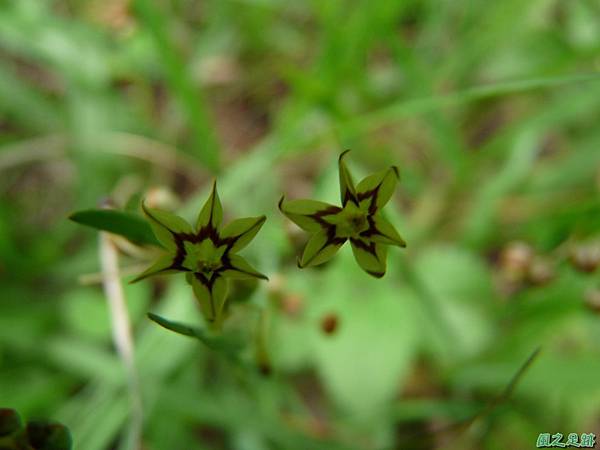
[220,216,266,253]
[187,273,229,323]
[356,166,399,214]
[142,202,193,250]
[196,180,223,231]
[299,229,346,268]
[338,150,359,206]
[211,276,229,320]
[131,253,178,283]
[350,238,388,278]
[278,197,341,233]
[362,214,406,247]
[221,254,268,280]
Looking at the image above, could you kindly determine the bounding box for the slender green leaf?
[69,209,159,246]
[147,313,243,354]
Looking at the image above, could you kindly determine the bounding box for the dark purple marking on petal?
[298,226,347,268]
[342,191,359,207]
[366,269,385,278]
[357,166,399,214]
[169,219,265,277]
[313,206,344,226]
[339,150,359,207]
[357,187,379,215]
[350,237,379,259]
[359,215,378,239]
[278,197,343,229]
[350,237,385,277]
[217,253,268,280]
[193,272,217,318]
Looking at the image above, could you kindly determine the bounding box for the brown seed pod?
[584,288,600,313]
[320,313,339,335]
[569,243,600,273]
[258,361,272,376]
[527,258,555,286]
[500,241,534,281]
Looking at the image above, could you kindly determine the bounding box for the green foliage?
[69,209,160,247]
[147,313,244,356]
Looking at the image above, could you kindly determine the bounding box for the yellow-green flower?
[279,151,406,278]
[133,181,267,325]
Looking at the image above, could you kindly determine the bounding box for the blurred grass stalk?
[99,232,142,450]
[133,0,221,173]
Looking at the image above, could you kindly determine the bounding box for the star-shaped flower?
[278,151,406,278]
[133,181,267,326]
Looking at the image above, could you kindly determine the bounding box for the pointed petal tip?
[140,199,156,220]
[129,273,147,284]
[394,232,407,248]
[390,165,400,179]
[367,270,386,278]
[277,196,285,211]
[339,149,351,162]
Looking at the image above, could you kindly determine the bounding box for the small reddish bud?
[570,243,600,273]
[584,288,600,313]
[282,294,304,317]
[258,362,272,376]
[527,258,555,286]
[320,313,339,335]
[500,241,533,280]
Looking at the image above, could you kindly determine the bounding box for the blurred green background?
[1,0,600,449]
